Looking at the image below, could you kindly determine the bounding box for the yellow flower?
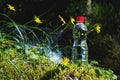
[96,25,101,34]
[60,57,69,66]
[34,16,42,24]
[58,15,66,25]
[70,16,75,24]
[7,4,16,11]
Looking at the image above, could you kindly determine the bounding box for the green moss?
[0,37,117,80]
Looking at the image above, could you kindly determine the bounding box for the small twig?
[8,59,21,73]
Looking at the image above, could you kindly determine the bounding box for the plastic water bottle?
[72,16,88,64]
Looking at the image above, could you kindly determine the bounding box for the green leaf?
[90,60,99,66]
[112,74,117,79]
[95,68,102,76]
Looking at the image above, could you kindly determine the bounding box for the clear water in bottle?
[72,16,88,63]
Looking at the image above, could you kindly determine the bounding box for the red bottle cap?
[76,16,84,23]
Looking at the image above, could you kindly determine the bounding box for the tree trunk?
[87,0,92,15]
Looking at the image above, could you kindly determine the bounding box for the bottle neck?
[76,22,84,24]
[76,21,84,23]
